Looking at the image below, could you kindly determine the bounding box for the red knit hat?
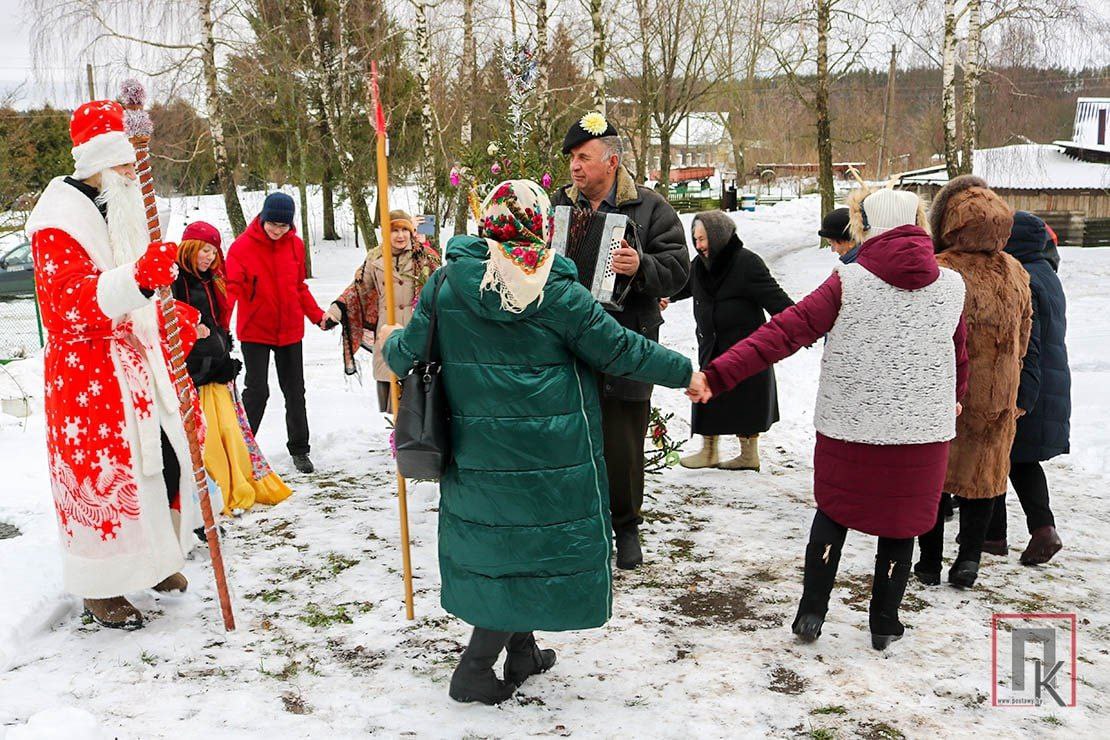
[181,221,222,250]
[69,100,136,180]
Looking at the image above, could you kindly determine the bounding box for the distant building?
[896,98,1110,247]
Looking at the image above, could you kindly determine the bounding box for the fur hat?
[389,209,415,233]
[930,175,1013,254]
[69,100,137,180]
[847,186,928,244]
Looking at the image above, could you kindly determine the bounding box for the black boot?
[870,556,911,650]
[504,632,557,686]
[615,526,643,570]
[948,560,979,588]
[449,628,516,705]
[792,541,842,643]
[915,497,946,586]
[292,454,315,474]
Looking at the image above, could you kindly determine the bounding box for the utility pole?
[877,44,897,180]
[86,63,95,99]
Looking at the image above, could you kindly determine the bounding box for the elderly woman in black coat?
[985,211,1070,565]
[672,210,794,470]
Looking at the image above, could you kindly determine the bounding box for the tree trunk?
[322,163,338,240]
[814,0,834,218]
[942,0,960,178]
[877,44,897,180]
[589,0,606,114]
[534,0,551,159]
[300,0,374,247]
[658,131,672,193]
[958,0,982,176]
[200,0,245,235]
[454,0,477,236]
[415,0,437,214]
[294,110,312,277]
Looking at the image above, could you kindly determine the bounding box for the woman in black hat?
[819,207,860,263]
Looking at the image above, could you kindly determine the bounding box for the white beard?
[96,169,161,348]
[96,168,150,268]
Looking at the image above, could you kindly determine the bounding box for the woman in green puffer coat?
[382,180,701,705]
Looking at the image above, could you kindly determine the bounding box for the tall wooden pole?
[877,44,897,180]
[86,63,95,99]
[370,62,415,620]
[120,80,236,631]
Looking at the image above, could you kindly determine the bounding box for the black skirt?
[690,366,780,436]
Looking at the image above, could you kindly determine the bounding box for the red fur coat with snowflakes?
[26,176,205,598]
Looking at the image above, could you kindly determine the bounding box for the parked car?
[0,238,34,298]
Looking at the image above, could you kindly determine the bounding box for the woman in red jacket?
[225,192,326,473]
[692,188,969,651]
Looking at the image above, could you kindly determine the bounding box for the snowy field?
[0,190,1107,738]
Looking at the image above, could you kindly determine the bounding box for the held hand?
[378,323,403,343]
[1015,406,1026,418]
[611,240,640,277]
[134,241,179,291]
[956,402,963,417]
[686,371,713,403]
[196,324,211,339]
[659,298,670,311]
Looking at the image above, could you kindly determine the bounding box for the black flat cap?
[562,111,619,154]
[818,207,851,240]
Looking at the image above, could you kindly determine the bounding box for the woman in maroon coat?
[693,188,969,651]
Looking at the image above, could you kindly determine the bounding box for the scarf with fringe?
[478,179,554,313]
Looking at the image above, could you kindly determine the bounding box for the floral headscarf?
[478,179,554,313]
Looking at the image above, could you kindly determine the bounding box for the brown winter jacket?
[932,176,1032,499]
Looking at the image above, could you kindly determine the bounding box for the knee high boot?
[915,495,947,585]
[870,556,912,650]
[449,628,516,705]
[680,435,719,469]
[792,540,843,642]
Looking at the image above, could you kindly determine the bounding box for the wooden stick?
[121,82,235,632]
[370,61,416,620]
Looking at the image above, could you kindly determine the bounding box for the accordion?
[550,206,637,311]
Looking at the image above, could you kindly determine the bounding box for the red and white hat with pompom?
[69,100,136,180]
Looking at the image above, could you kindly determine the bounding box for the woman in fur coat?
[916,176,1033,589]
[695,187,968,651]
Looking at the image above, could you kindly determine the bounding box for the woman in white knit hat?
[690,186,969,651]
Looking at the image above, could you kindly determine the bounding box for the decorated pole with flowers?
[370,61,416,621]
[119,79,235,631]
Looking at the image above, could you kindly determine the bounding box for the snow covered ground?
[1,191,1107,738]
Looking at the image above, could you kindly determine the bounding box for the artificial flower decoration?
[449,167,461,187]
[491,162,502,175]
[541,172,553,189]
[579,111,609,136]
[487,142,500,156]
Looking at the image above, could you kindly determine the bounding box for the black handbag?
[394,271,451,480]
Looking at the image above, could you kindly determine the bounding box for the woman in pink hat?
[174,221,291,516]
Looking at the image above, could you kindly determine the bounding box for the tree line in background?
[3,0,1107,242]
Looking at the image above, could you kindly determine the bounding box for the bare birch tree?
[32,0,249,232]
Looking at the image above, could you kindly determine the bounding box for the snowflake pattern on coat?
[34,228,200,543]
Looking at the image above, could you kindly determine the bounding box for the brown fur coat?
[933,177,1032,499]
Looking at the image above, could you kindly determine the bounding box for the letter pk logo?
[992,613,1077,708]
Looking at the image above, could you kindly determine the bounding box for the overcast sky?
[2,0,1108,112]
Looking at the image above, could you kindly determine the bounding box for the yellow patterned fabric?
[200,384,291,514]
